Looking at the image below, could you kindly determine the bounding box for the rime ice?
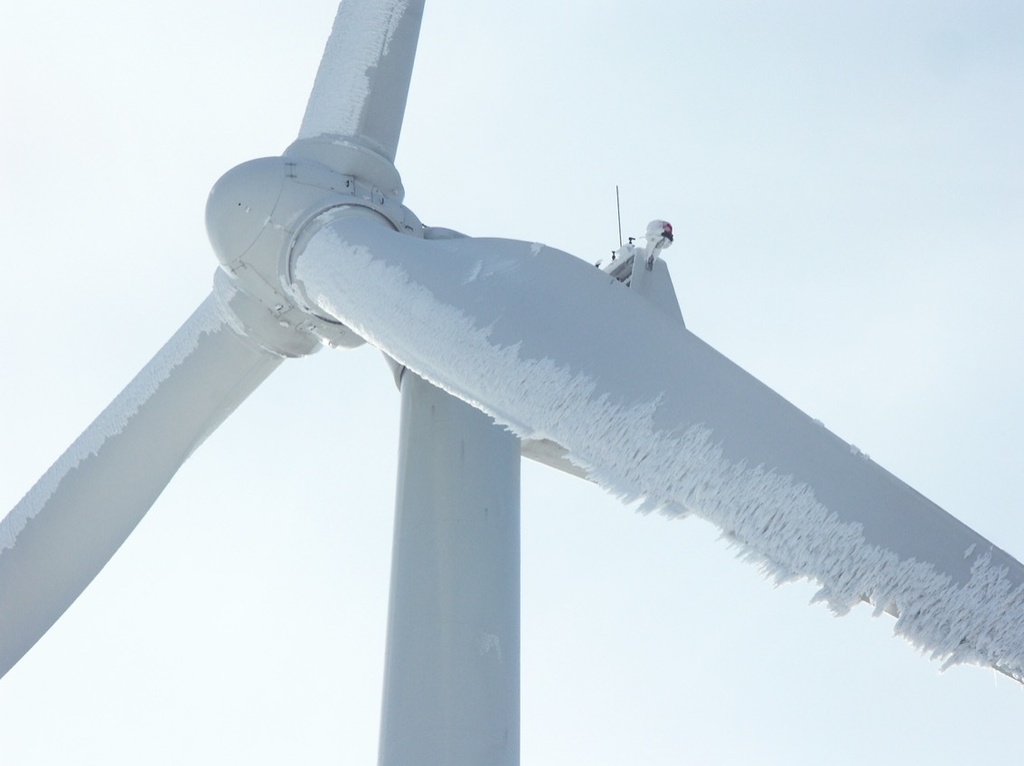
[294,215,1024,682]
[0,297,230,553]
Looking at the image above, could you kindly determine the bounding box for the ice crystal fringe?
[298,0,412,142]
[0,297,229,553]
[297,227,1024,682]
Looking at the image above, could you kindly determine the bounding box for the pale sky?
[2,2,1023,763]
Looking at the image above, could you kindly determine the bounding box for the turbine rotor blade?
[0,294,283,677]
[291,214,1024,681]
[292,0,424,170]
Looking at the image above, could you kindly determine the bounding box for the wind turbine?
[2,0,1024,761]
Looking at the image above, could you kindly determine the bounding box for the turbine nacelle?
[205,154,421,354]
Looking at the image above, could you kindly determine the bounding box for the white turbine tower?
[2,2,1023,763]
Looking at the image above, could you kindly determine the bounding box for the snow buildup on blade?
[298,0,411,141]
[294,227,1024,682]
[0,297,230,554]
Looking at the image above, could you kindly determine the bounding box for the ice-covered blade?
[0,295,282,678]
[292,215,1024,681]
[296,0,424,164]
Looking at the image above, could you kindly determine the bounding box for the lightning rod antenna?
[616,185,623,247]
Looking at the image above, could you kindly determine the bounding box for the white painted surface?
[380,372,520,765]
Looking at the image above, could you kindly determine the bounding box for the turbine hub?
[205,155,421,354]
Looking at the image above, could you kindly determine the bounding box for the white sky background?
[1,1,1022,763]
